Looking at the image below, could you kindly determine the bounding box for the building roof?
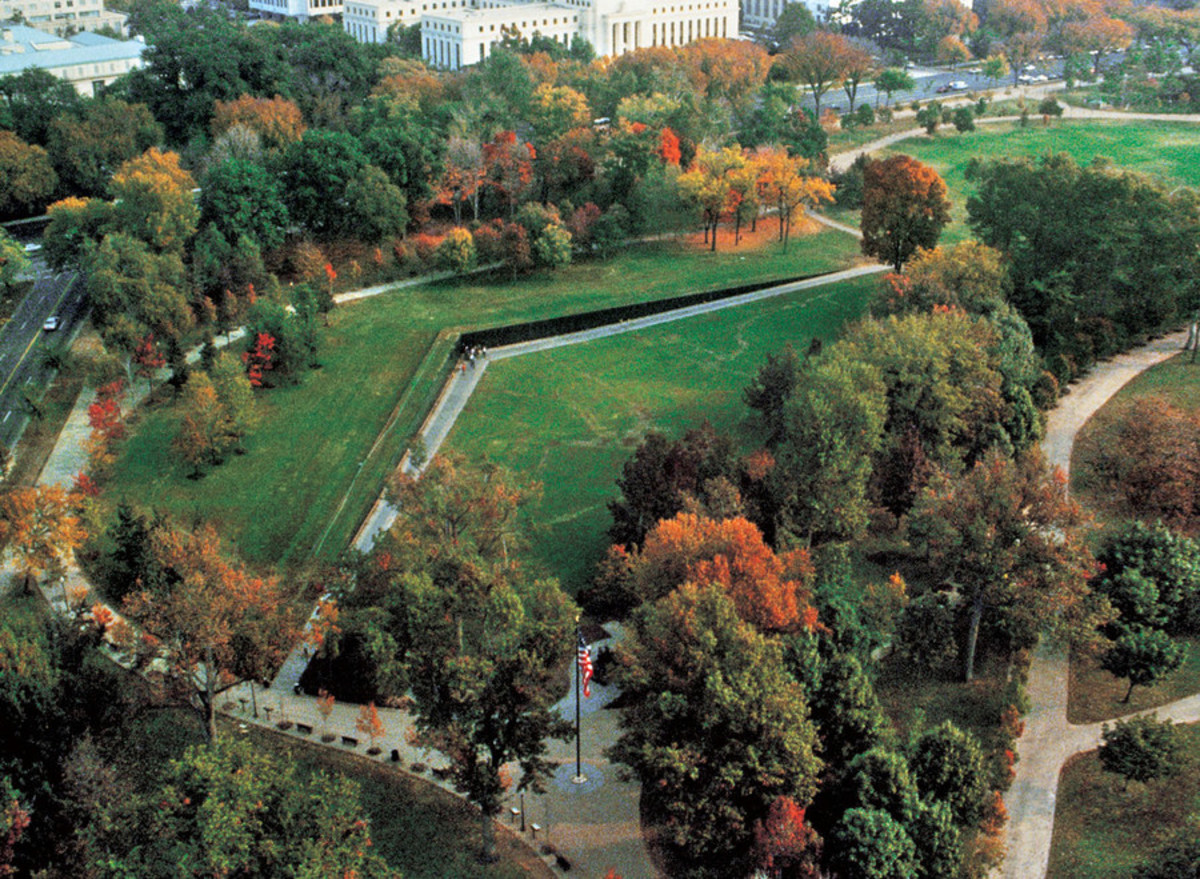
[0,24,145,76]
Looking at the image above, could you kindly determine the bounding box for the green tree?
[911,798,961,879]
[200,158,289,253]
[0,231,30,293]
[281,129,371,238]
[906,450,1101,681]
[1096,521,1200,634]
[1101,626,1187,703]
[829,808,918,879]
[46,98,162,196]
[966,153,1200,357]
[769,354,887,545]
[435,227,477,274]
[0,132,56,219]
[614,583,823,875]
[874,67,915,106]
[953,105,976,132]
[532,222,573,269]
[772,2,817,46]
[0,67,84,146]
[909,720,990,826]
[345,164,410,243]
[836,747,920,825]
[1099,713,1181,790]
[100,738,396,878]
[861,154,951,271]
[85,232,191,352]
[799,648,891,775]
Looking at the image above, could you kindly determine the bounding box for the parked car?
[949,80,969,90]
[42,316,60,332]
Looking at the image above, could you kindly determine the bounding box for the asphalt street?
[0,251,85,456]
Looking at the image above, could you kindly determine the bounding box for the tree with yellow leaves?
[0,484,86,595]
[108,148,198,255]
[753,147,835,252]
[677,145,746,251]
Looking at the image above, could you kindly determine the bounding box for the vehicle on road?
[42,316,60,332]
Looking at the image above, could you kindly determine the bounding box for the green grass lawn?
[871,120,1200,244]
[1068,637,1200,725]
[1048,723,1200,879]
[104,228,862,568]
[443,274,877,594]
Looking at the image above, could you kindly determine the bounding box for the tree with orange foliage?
[754,147,835,251]
[1061,15,1133,72]
[440,136,486,224]
[684,38,772,117]
[211,94,305,152]
[906,449,1103,681]
[108,148,198,256]
[860,154,951,271]
[483,131,536,218]
[121,522,299,741]
[0,484,86,594]
[357,701,387,753]
[608,511,818,632]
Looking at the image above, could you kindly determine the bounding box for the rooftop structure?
[0,24,146,94]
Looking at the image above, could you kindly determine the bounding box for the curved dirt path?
[1004,331,1193,879]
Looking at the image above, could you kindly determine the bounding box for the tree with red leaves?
[131,334,166,393]
[0,781,30,879]
[659,127,682,166]
[483,131,535,218]
[753,796,822,878]
[242,332,276,388]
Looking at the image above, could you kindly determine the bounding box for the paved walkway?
[1004,331,1194,879]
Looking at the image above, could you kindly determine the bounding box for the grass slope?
[444,274,877,594]
[1048,723,1200,879]
[105,229,861,567]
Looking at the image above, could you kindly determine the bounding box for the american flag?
[577,632,594,699]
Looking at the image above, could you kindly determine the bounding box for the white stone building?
[0,0,127,37]
[343,0,738,70]
[0,24,145,95]
[250,0,344,25]
[742,0,826,34]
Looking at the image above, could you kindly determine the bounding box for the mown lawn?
[104,228,862,567]
[444,273,877,594]
[868,120,1200,243]
[1048,723,1200,879]
[1069,637,1200,725]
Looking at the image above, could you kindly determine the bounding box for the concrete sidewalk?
[1003,331,1191,879]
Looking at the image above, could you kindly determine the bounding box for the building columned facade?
[0,0,127,37]
[343,0,738,70]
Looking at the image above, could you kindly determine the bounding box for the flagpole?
[574,625,586,784]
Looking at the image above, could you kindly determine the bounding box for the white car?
[42,316,60,332]
[949,80,969,90]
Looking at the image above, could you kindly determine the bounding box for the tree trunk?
[478,808,499,863]
[204,646,218,742]
[1123,679,1135,703]
[964,593,984,683]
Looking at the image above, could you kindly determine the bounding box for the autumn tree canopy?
[860,154,951,271]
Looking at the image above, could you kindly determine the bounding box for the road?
[0,250,86,456]
[801,58,1070,114]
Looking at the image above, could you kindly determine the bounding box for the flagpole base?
[572,774,588,784]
